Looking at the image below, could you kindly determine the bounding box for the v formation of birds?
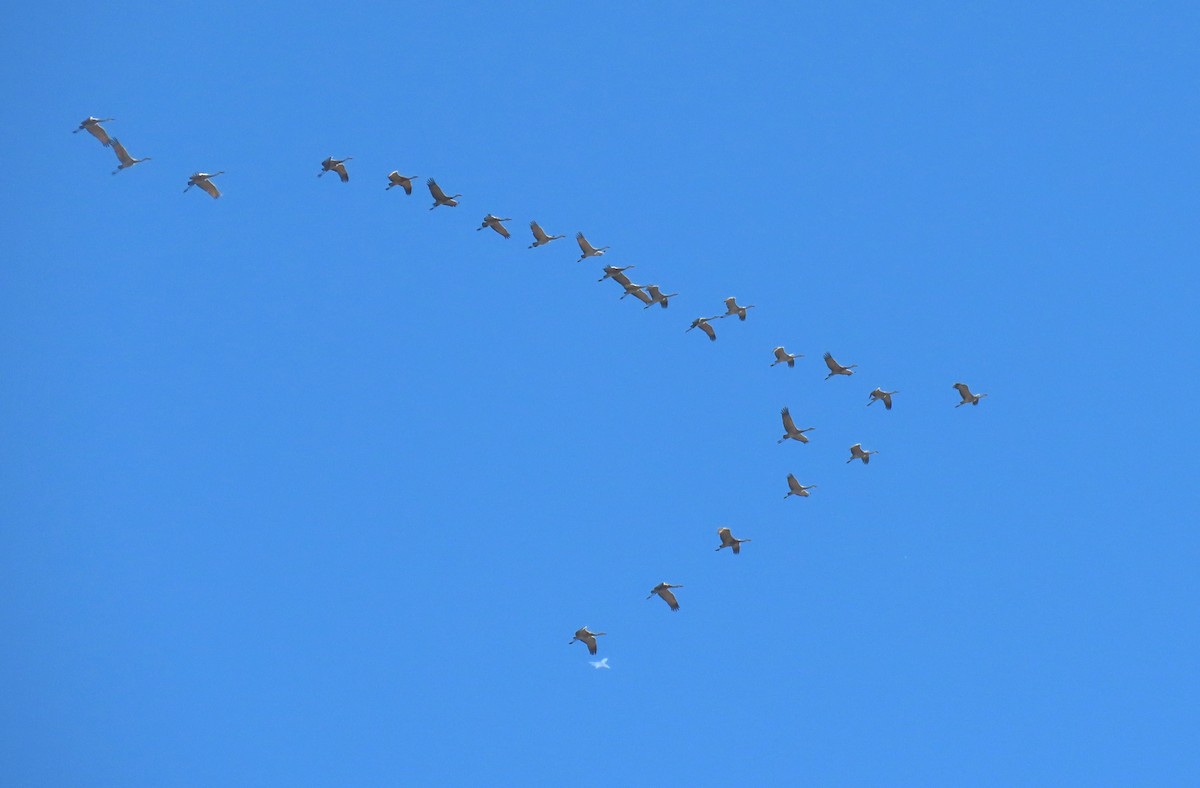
[76,115,991,662]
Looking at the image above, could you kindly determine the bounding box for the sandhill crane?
[109,139,150,174]
[868,388,898,410]
[569,626,606,655]
[528,221,564,248]
[847,443,878,464]
[716,527,751,554]
[778,407,814,444]
[318,157,352,182]
[687,316,721,342]
[74,117,114,147]
[183,171,224,199]
[618,282,654,306]
[576,232,608,261]
[598,265,635,285]
[723,297,756,321]
[647,582,683,611]
[954,382,988,407]
[477,214,512,238]
[785,474,816,498]
[772,347,802,367]
[823,352,857,379]
[427,178,461,209]
[386,171,416,193]
[644,285,677,309]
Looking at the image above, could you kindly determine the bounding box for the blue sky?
[2,2,1198,785]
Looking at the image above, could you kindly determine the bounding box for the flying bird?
[589,658,610,669]
[569,626,606,655]
[109,139,150,174]
[716,527,751,555]
[618,282,654,306]
[847,443,878,464]
[778,407,814,444]
[953,382,988,407]
[823,352,857,379]
[723,297,756,321]
[477,214,512,238]
[644,285,677,309]
[868,388,898,410]
[386,171,416,193]
[785,474,816,498]
[576,232,608,261]
[528,221,565,248]
[318,157,352,182]
[687,316,721,342]
[647,582,683,611]
[426,178,461,209]
[598,265,635,285]
[183,171,224,199]
[74,116,114,147]
[772,347,802,367]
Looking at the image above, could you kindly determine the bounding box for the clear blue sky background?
[2,2,1197,785]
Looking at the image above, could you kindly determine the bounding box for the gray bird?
[778,408,814,444]
[953,382,988,407]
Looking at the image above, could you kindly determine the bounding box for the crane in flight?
[715,527,751,555]
[74,116,114,147]
[528,221,565,248]
[576,232,609,261]
[867,388,898,410]
[109,139,150,175]
[184,171,224,199]
[953,383,988,407]
[647,582,683,611]
[847,443,878,464]
[785,474,816,498]
[318,157,352,182]
[778,408,814,444]
[426,178,461,209]
[772,347,802,367]
[386,171,417,193]
[569,626,606,655]
[722,297,756,321]
[823,352,857,379]
[687,316,721,342]
[477,214,512,238]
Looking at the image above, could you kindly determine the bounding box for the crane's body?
[576,232,608,261]
[954,383,988,407]
[319,156,352,182]
[772,347,801,367]
[74,116,114,147]
[778,407,814,444]
[687,316,721,342]
[427,178,461,209]
[785,474,816,498]
[109,139,150,174]
[824,352,857,379]
[569,626,607,655]
[847,443,878,464]
[644,285,677,309]
[184,171,224,199]
[716,527,751,554]
[723,297,756,321]
[868,388,898,410]
[478,214,512,238]
[528,221,565,248]
[598,265,635,285]
[647,582,683,611]
[386,171,417,193]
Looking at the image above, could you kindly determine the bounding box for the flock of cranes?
[75,114,990,664]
